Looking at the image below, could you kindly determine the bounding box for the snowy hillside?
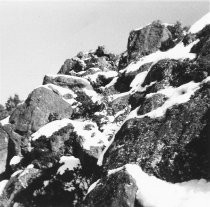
[0,13,210,207]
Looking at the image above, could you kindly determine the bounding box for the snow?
[11,170,23,177]
[104,77,118,88]
[57,156,80,175]
[125,164,210,207]
[87,179,100,194]
[31,118,109,157]
[44,83,78,105]
[46,84,77,98]
[31,118,72,141]
[97,123,121,166]
[43,180,50,187]
[26,164,34,169]
[130,71,149,91]
[46,74,92,89]
[108,166,124,175]
[85,71,118,83]
[9,155,22,166]
[126,77,209,120]
[82,88,101,103]
[0,116,10,126]
[189,12,210,34]
[0,180,8,196]
[68,120,109,153]
[123,40,198,74]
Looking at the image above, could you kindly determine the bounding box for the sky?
[0,0,209,104]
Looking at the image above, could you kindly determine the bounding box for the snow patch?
[130,71,149,91]
[97,123,121,166]
[10,155,22,166]
[46,74,92,88]
[31,118,109,157]
[127,77,208,120]
[126,164,210,207]
[68,120,109,153]
[87,179,100,194]
[0,116,10,126]
[11,170,23,177]
[123,40,198,74]
[57,156,80,175]
[0,180,8,196]
[85,71,118,83]
[46,84,77,98]
[189,12,210,34]
[31,118,72,141]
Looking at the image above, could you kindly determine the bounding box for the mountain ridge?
[0,13,210,207]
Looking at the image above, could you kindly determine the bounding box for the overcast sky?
[0,0,209,104]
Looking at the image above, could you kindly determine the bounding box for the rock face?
[43,75,93,90]
[0,126,8,175]
[127,21,173,61]
[1,14,210,207]
[9,87,73,133]
[103,83,210,182]
[84,169,138,207]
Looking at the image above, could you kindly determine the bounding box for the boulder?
[0,126,8,175]
[0,167,41,207]
[58,58,86,74]
[83,169,138,207]
[9,87,72,133]
[43,75,93,90]
[127,21,173,61]
[103,83,210,182]
[137,94,167,115]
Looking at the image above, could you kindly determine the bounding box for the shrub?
[5,94,21,114]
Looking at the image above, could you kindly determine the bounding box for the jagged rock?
[103,83,210,182]
[137,94,167,115]
[115,62,152,93]
[2,14,210,207]
[83,168,138,207]
[43,75,93,90]
[0,167,41,207]
[58,47,118,75]
[9,87,72,133]
[0,126,8,175]
[59,58,86,74]
[142,58,209,93]
[127,21,173,61]
[2,125,23,175]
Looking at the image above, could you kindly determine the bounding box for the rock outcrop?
[9,87,73,133]
[0,13,210,207]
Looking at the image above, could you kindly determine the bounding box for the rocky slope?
[0,13,210,207]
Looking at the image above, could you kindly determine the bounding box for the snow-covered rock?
[189,12,210,34]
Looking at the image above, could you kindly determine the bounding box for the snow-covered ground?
[57,156,81,175]
[31,118,110,158]
[31,118,72,141]
[126,76,210,120]
[189,12,210,34]
[126,164,210,207]
[85,70,118,83]
[9,155,23,166]
[0,116,10,126]
[0,180,8,196]
[122,40,198,74]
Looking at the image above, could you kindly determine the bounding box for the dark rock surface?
[83,168,138,207]
[43,75,93,90]
[1,16,210,207]
[9,87,73,133]
[127,21,173,61]
[103,83,210,182]
[0,126,8,175]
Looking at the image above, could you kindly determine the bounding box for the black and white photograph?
[0,0,210,206]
